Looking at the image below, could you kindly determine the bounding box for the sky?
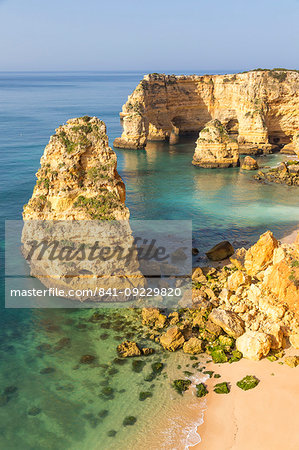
[0,0,298,72]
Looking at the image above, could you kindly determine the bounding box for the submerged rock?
[172,379,192,395]
[28,407,42,416]
[236,331,271,360]
[123,416,137,426]
[79,355,96,364]
[206,241,234,261]
[139,391,153,401]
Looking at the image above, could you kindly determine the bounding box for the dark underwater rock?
[123,416,137,426]
[80,355,96,364]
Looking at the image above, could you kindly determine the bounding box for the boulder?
[244,231,278,276]
[117,341,142,357]
[227,270,250,291]
[206,241,234,261]
[236,331,271,360]
[160,326,185,351]
[209,308,245,338]
[261,323,284,349]
[183,337,204,354]
[141,308,167,329]
[290,334,299,349]
[284,356,299,368]
[241,156,259,170]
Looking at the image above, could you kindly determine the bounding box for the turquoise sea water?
[0,72,299,449]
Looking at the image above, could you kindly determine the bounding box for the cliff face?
[192,119,240,168]
[24,116,128,220]
[22,117,146,302]
[114,70,299,154]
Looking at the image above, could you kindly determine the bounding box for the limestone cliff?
[192,119,239,168]
[24,116,128,220]
[114,70,299,154]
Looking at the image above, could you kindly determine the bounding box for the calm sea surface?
[0,72,298,449]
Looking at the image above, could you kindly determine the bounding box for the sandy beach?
[192,349,299,450]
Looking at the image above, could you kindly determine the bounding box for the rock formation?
[114,70,299,155]
[192,119,239,168]
[241,156,259,170]
[22,117,145,302]
[138,230,299,364]
[23,116,128,220]
[255,160,299,186]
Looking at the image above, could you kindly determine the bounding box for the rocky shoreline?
[255,160,299,186]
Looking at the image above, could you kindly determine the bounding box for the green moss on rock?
[214,382,230,394]
[196,383,208,398]
[236,375,259,391]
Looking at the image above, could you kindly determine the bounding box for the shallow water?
[0,72,299,449]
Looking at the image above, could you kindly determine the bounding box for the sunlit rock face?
[192,119,239,168]
[114,70,299,153]
[22,117,145,302]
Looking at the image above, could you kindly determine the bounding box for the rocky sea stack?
[22,117,145,301]
[192,119,239,168]
[23,116,128,220]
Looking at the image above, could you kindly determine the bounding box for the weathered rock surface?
[236,331,271,360]
[244,231,278,276]
[183,337,204,354]
[192,119,239,168]
[24,117,128,220]
[117,341,142,357]
[160,326,185,351]
[206,241,234,261]
[141,308,167,329]
[115,70,299,153]
[241,156,259,170]
[209,308,245,338]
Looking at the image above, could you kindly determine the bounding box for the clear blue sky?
[0,0,298,72]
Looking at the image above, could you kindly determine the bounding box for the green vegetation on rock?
[172,379,192,395]
[214,382,230,394]
[236,375,259,391]
[196,383,208,398]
